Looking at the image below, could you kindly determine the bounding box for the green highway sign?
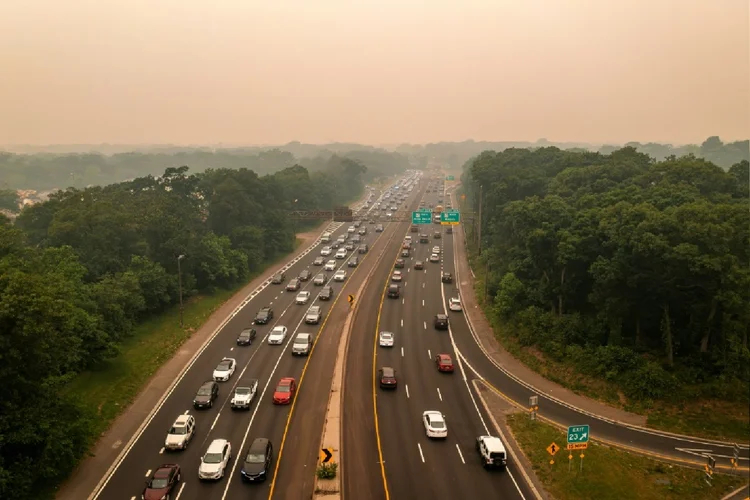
[412,210,433,224]
[440,210,460,225]
[567,425,590,444]
[445,175,455,181]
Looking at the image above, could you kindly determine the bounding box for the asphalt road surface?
[343,184,534,500]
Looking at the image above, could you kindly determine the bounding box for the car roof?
[201,380,216,388]
[438,354,452,361]
[248,437,270,453]
[207,439,228,452]
[174,415,192,426]
[381,366,395,376]
[424,410,443,420]
[479,436,506,451]
[154,466,174,477]
[272,325,285,331]
[278,377,294,385]
[437,313,448,319]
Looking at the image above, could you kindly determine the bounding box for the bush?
[316,462,338,479]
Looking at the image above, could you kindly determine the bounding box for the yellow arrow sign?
[320,448,334,463]
[547,442,560,456]
[347,294,354,303]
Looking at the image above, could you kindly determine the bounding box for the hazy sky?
[1,0,748,146]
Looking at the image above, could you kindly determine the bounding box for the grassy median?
[506,414,746,500]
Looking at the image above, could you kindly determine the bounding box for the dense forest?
[461,147,749,404]
[0,146,411,192]
[0,156,369,499]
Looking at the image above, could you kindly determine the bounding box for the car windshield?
[276,385,290,393]
[216,362,230,371]
[381,333,392,339]
[239,331,251,338]
[149,478,169,489]
[170,425,186,435]
[203,452,223,464]
[246,453,266,464]
[235,388,251,395]
[431,421,445,428]
[198,387,211,395]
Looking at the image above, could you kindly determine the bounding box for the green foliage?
[316,462,338,479]
[0,188,20,212]
[0,159,367,499]
[463,146,750,407]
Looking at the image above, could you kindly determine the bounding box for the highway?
[343,182,534,500]
[90,181,414,500]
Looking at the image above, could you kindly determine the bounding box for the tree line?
[0,156,370,499]
[461,147,749,403]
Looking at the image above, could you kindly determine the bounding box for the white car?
[423,411,448,439]
[449,297,462,311]
[213,357,236,382]
[324,260,337,271]
[230,380,258,410]
[429,253,440,263]
[404,236,412,242]
[268,326,288,345]
[335,249,347,259]
[386,212,392,217]
[379,331,394,347]
[164,414,196,450]
[320,246,332,256]
[432,246,441,254]
[296,291,311,304]
[391,271,403,282]
[333,269,347,282]
[198,439,232,480]
[348,226,356,233]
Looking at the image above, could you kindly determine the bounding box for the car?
[358,227,367,235]
[394,258,405,269]
[313,256,325,266]
[379,331,394,347]
[290,291,310,306]
[335,249,347,259]
[298,269,312,282]
[354,220,362,228]
[369,219,375,224]
[410,225,419,233]
[391,271,403,282]
[422,411,448,439]
[348,257,359,267]
[419,234,429,243]
[436,354,455,372]
[434,231,442,239]
[386,212,392,217]
[401,249,410,257]
[198,439,232,481]
[230,380,259,410]
[348,226,356,233]
[268,326,288,345]
[241,438,273,482]
[305,306,322,324]
[193,381,219,409]
[271,272,285,284]
[441,272,453,284]
[286,278,300,291]
[344,242,355,251]
[375,224,384,232]
[402,241,411,249]
[334,269,347,282]
[351,234,361,243]
[324,260,337,271]
[236,327,256,345]
[429,253,440,263]
[273,377,296,404]
[143,464,181,499]
[432,246,441,254]
[358,244,369,254]
[446,227,453,234]
[331,240,341,249]
[164,414,196,450]
[434,314,449,330]
[320,246,332,256]
[387,284,400,298]
[319,286,334,300]
[449,297,462,311]
[213,357,236,382]
[379,367,398,389]
[255,306,273,324]
[314,273,328,285]
[476,436,508,469]
[414,260,424,270]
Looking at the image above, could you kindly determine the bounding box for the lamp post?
[177,254,185,327]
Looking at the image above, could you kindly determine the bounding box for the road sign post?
[529,395,539,421]
[440,209,460,225]
[567,425,590,451]
[412,210,433,225]
[347,294,354,308]
[732,443,739,469]
[704,455,715,484]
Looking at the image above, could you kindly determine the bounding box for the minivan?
[241,438,273,482]
[292,333,313,356]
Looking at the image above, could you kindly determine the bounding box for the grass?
[507,413,747,500]
[65,238,311,440]
[465,250,750,442]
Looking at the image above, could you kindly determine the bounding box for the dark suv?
[241,438,273,482]
[319,286,334,301]
[299,269,312,281]
[434,314,449,330]
[379,367,398,389]
[255,306,273,324]
[441,273,453,284]
[387,285,400,298]
[271,272,285,284]
[193,381,219,409]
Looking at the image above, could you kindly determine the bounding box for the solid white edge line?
[455,443,465,464]
[174,481,186,500]
[406,384,410,398]
[417,442,425,463]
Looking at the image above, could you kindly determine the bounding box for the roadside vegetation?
[507,413,745,500]
[0,156,375,499]
[459,146,749,440]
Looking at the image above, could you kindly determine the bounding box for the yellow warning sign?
[547,442,560,456]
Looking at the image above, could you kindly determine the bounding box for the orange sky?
[0,0,747,146]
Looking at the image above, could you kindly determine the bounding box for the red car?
[436,354,455,373]
[273,377,296,404]
[143,464,181,500]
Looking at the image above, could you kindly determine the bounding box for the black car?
[331,241,341,249]
[237,328,257,346]
[434,231,442,239]
[379,367,398,389]
[271,272,285,284]
[348,257,359,268]
[420,234,429,243]
[319,286,334,301]
[299,269,312,281]
[241,438,273,482]
[375,224,384,233]
[387,284,400,298]
[394,259,405,269]
[446,227,453,234]
[255,306,273,324]
[358,244,368,254]
[441,273,453,284]
[193,381,219,409]
[410,225,418,233]
[434,314,449,330]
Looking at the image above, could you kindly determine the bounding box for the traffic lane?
[269,219,408,500]
[98,223,355,498]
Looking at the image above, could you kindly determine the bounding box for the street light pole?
[177,254,185,328]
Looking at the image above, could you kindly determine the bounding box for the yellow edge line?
[478,380,750,474]
[267,243,372,498]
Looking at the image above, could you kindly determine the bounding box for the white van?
[292,333,313,356]
[321,232,332,243]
